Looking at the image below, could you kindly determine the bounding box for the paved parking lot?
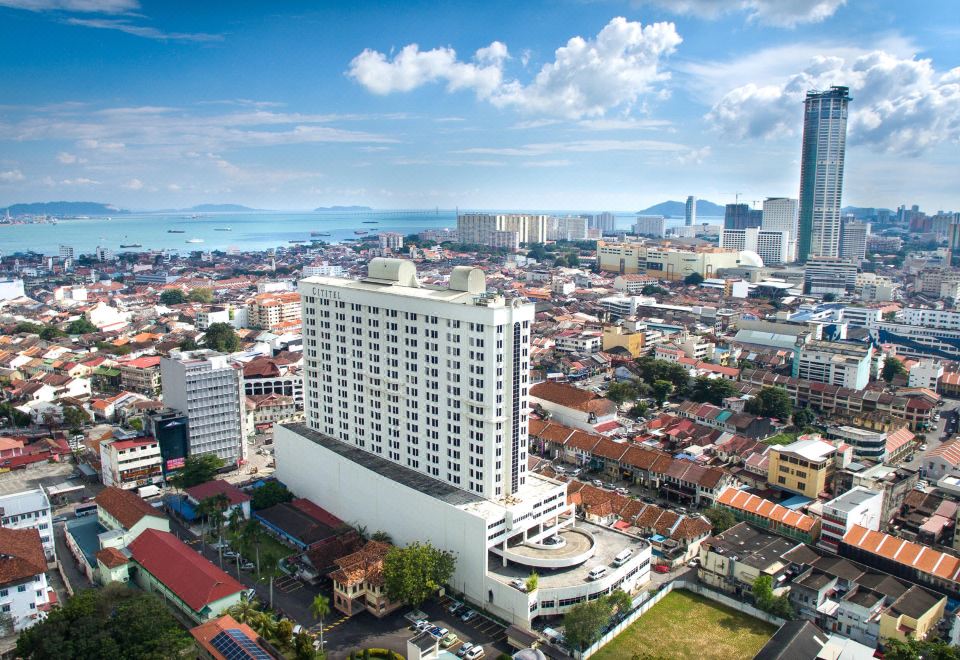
[0,460,78,497]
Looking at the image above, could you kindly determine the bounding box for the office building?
[840,219,870,263]
[160,350,246,463]
[0,489,54,560]
[762,197,799,261]
[633,215,665,237]
[949,218,960,264]
[457,213,548,246]
[597,241,762,279]
[303,262,345,278]
[898,308,960,330]
[685,196,696,226]
[720,228,790,265]
[794,340,873,390]
[724,203,762,230]
[58,244,75,261]
[818,487,882,553]
[768,437,837,499]
[378,232,404,251]
[798,87,851,261]
[804,257,857,295]
[277,259,651,627]
[99,437,163,491]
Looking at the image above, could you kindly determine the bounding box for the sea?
[0,210,703,256]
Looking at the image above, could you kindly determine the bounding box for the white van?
[613,549,633,566]
[588,566,607,580]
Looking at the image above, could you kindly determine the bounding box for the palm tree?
[310,594,331,655]
[229,597,259,625]
[261,553,280,610]
[241,519,263,577]
[370,531,392,544]
[250,611,276,639]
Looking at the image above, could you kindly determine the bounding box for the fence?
[574,580,785,659]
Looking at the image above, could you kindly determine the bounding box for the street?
[902,398,960,473]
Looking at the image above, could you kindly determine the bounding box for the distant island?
[314,205,374,212]
[1,201,127,216]
[637,200,725,217]
[184,204,262,213]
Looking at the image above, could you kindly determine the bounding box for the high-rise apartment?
[685,196,697,226]
[839,218,869,263]
[798,86,851,262]
[724,204,762,230]
[720,228,790,265]
[547,215,588,241]
[160,350,246,463]
[457,213,548,247]
[58,244,75,261]
[762,197,799,262]
[590,212,616,233]
[633,215,665,237]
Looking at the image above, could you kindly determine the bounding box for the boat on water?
[214,227,231,231]
[354,230,368,235]
[186,238,204,244]
[168,229,185,233]
[120,243,142,248]
[362,220,378,224]
[289,239,309,244]
[310,231,332,236]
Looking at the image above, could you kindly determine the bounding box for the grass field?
[591,590,776,660]
[762,432,798,446]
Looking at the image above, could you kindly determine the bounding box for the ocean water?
[0,210,705,256]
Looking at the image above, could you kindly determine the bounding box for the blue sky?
[0,0,957,211]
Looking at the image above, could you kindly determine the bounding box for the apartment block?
[457,213,548,246]
[768,437,837,499]
[819,487,882,553]
[633,215,665,237]
[0,528,50,632]
[762,197,799,261]
[0,489,54,560]
[247,291,302,333]
[794,340,873,390]
[99,437,163,490]
[804,257,858,295]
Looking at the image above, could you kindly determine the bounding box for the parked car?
[448,600,462,614]
[604,482,616,490]
[464,646,485,660]
[642,496,656,504]
[569,468,582,477]
[592,479,603,487]
[615,487,629,496]
[240,562,255,571]
[223,551,240,559]
[457,642,475,658]
[414,620,431,632]
[292,624,303,636]
[441,632,459,648]
[461,609,478,623]
[429,626,449,639]
[920,444,928,451]
[544,535,562,545]
[688,558,700,568]
[510,578,527,592]
[653,564,670,574]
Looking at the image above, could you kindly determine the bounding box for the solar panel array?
[209,628,271,660]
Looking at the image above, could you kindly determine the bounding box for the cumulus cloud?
[56,151,80,164]
[0,169,26,182]
[705,51,960,155]
[61,177,99,185]
[634,0,845,27]
[349,17,681,120]
[122,177,143,190]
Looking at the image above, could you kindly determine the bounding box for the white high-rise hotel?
[277,259,650,626]
[762,197,799,262]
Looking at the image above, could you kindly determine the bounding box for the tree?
[159,289,186,305]
[641,284,668,296]
[251,481,294,510]
[792,407,816,429]
[228,597,260,626]
[169,454,224,489]
[606,589,632,616]
[128,417,143,432]
[684,272,704,286]
[651,380,673,407]
[198,493,230,546]
[0,402,31,428]
[39,325,67,341]
[16,585,192,659]
[383,541,457,608]
[627,401,649,420]
[371,530,393,544]
[274,619,294,649]
[188,287,214,303]
[179,336,199,351]
[203,322,241,353]
[704,506,737,534]
[525,572,539,592]
[293,632,317,660]
[605,382,638,405]
[883,637,960,660]
[311,594,331,656]
[62,405,90,432]
[752,575,794,619]
[633,357,691,394]
[66,317,98,335]
[744,386,793,420]
[688,376,737,406]
[882,357,907,383]
[563,600,611,651]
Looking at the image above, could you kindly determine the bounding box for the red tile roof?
[290,498,343,528]
[95,486,166,529]
[843,525,960,583]
[96,547,129,569]
[0,528,46,586]
[186,479,251,507]
[128,529,244,612]
[191,614,269,660]
[717,487,816,533]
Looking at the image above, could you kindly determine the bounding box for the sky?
[0,0,958,212]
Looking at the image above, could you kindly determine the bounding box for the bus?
[74,503,97,518]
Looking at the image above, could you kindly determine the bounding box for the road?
[903,398,959,473]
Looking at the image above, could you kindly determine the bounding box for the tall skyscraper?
[797,86,851,262]
[685,196,697,226]
[160,349,246,463]
[589,212,616,233]
[724,204,762,230]
[839,218,869,263]
[762,197,799,262]
[457,213,548,246]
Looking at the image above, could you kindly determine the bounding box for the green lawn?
[592,590,776,660]
[762,432,798,446]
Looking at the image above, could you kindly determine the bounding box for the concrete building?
[819,487,882,553]
[457,213,548,246]
[0,528,50,632]
[839,306,882,328]
[685,196,696,226]
[602,324,645,358]
[246,291,302,333]
[698,522,800,597]
[909,361,944,391]
[58,244,75,261]
[768,437,837,499]
[804,257,858,295]
[547,216,588,241]
[898,308,960,331]
[633,215,665,237]
[597,241,763,280]
[798,86,851,261]
[0,279,25,301]
[0,489,54,560]
[302,262,345,278]
[868,318,960,361]
[118,355,162,396]
[795,340,873,390]
[278,259,650,627]
[99,437,163,490]
[590,212,616,233]
[724,204,762,230]
[720,227,790,265]
[840,219,870,263]
[762,197,799,262]
[160,350,246,463]
[378,232,404,251]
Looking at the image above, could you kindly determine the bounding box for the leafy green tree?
[179,335,199,351]
[792,407,816,429]
[526,572,539,592]
[383,541,457,608]
[39,325,67,341]
[188,287,214,303]
[16,585,192,659]
[159,289,186,305]
[883,637,960,660]
[606,589,632,616]
[293,632,317,660]
[66,317,98,334]
[168,454,224,489]
[651,380,673,406]
[744,386,793,420]
[704,506,737,533]
[822,293,837,302]
[527,243,549,262]
[251,481,294,510]
[274,619,294,650]
[627,401,650,420]
[688,376,737,405]
[882,356,907,383]
[633,357,690,394]
[641,284,668,296]
[62,405,90,432]
[752,575,794,619]
[203,322,241,353]
[128,417,143,431]
[553,255,568,268]
[562,591,631,651]
[605,382,638,405]
[371,530,393,544]
[14,321,44,335]
[684,272,705,286]
[0,402,31,428]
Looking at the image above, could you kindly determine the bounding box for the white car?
[464,646,486,660]
[592,479,603,487]
[510,578,527,592]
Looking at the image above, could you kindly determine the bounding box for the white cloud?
[0,169,26,182]
[459,138,687,157]
[0,0,138,12]
[76,138,125,151]
[348,42,507,96]
[349,17,681,120]
[56,151,83,164]
[166,183,181,192]
[523,159,572,168]
[634,0,845,27]
[676,146,711,165]
[61,177,99,185]
[705,50,960,155]
[122,177,143,190]
[64,17,222,42]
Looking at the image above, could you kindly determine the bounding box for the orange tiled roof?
[717,487,816,532]
[843,525,960,582]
